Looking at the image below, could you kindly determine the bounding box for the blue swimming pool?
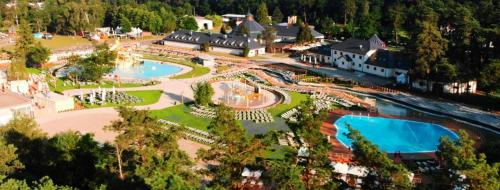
[335,115,459,153]
[112,60,182,80]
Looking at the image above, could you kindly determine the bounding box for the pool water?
[112,60,182,80]
[335,115,459,153]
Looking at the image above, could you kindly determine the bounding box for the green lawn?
[268,92,310,117]
[142,54,210,79]
[35,35,163,50]
[150,103,212,131]
[36,35,93,50]
[264,145,294,160]
[83,90,162,108]
[26,67,43,74]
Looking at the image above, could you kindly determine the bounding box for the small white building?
[411,80,477,94]
[194,17,213,31]
[34,92,75,113]
[193,55,216,67]
[0,92,34,126]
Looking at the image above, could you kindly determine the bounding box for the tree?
[289,99,338,189]
[341,0,357,25]
[205,15,222,27]
[239,24,250,36]
[8,18,33,80]
[179,16,198,31]
[193,82,214,106]
[0,140,23,176]
[412,20,448,91]
[272,7,284,24]
[265,159,305,189]
[261,26,276,50]
[437,130,500,190]
[479,59,500,93]
[256,3,271,25]
[220,25,227,34]
[26,42,50,68]
[433,61,458,83]
[106,107,198,189]
[120,16,132,33]
[296,23,314,44]
[201,42,210,52]
[197,105,267,188]
[347,126,413,189]
[320,17,336,39]
[388,2,405,43]
[79,43,117,82]
[242,46,250,57]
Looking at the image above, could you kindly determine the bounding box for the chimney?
[288,16,297,26]
[189,30,193,36]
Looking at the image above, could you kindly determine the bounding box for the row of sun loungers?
[158,119,215,144]
[190,105,217,119]
[236,110,274,123]
[311,93,354,108]
[416,160,440,173]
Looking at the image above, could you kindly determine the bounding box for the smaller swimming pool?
[112,60,182,80]
[335,115,459,153]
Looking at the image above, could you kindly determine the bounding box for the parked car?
[43,33,53,40]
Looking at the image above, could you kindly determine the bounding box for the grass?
[215,64,231,73]
[150,103,212,131]
[36,35,92,50]
[83,90,162,108]
[268,92,310,117]
[142,54,210,79]
[264,145,294,160]
[26,67,42,74]
[34,35,164,50]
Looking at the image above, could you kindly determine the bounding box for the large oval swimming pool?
[335,115,459,153]
[112,60,182,80]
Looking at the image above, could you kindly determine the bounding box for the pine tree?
[256,3,271,25]
[272,7,284,24]
[413,20,447,91]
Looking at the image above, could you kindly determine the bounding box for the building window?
[352,62,355,65]
[381,69,385,72]
[359,55,362,59]
[342,62,344,65]
[374,67,377,71]
[340,52,343,55]
[366,65,369,69]
[358,64,361,67]
[334,51,337,54]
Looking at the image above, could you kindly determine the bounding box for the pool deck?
[322,109,484,163]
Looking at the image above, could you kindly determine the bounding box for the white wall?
[196,19,213,31]
[164,41,200,50]
[212,46,243,56]
[360,65,393,78]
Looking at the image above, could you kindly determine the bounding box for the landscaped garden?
[142,54,210,79]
